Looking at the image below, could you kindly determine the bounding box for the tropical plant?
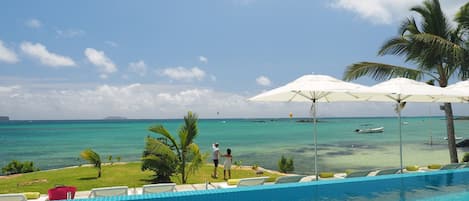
[108,155,113,165]
[1,160,39,175]
[234,160,243,169]
[463,153,469,162]
[142,111,205,184]
[278,155,294,173]
[80,148,102,178]
[141,136,178,182]
[343,0,469,163]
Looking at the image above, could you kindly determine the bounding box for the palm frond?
[184,143,205,181]
[80,148,101,168]
[182,111,198,148]
[455,2,469,32]
[144,137,177,159]
[343,62,423,81]
[378,37,411,56]
[412,33,465,59]
[411,0,449,37]
[399,17,420,35]
[149,125,179,152]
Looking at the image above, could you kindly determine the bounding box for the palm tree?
[343,0,469,163]
[80,148,102,178]
[147,111,204,184]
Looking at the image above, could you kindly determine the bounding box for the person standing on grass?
[223,148,233,180]
[212,143,220,178]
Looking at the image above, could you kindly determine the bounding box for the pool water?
[82,168,469,201]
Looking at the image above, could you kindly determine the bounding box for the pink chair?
[48,186,77,200]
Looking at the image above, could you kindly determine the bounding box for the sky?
[0,0,468,120]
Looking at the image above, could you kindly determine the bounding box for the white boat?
[444,136,463,140]
[355,127,384,134]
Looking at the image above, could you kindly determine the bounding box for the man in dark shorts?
[212,143,219,178]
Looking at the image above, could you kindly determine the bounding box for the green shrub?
[463,153,469,162]
[278,155,294,173]
[1,160,39,175]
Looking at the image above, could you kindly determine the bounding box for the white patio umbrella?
[350,77,462,173]
[249,74,370,180]
[446,80,469,102]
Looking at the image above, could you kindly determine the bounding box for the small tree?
[80,149,102,178]
[108,155,113,165]
[278,155,294,173]
[142,111,205,184]
[1,160,39,175]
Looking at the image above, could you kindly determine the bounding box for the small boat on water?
[355,127,384,134]
[444,136,463,140]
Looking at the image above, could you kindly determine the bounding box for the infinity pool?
[83,168,469,201]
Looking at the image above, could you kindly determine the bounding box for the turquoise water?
[1,117,468,174]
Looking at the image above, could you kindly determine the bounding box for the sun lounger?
[375,168,401,176]
[88,186,128,198]
[142,183,176,194]
[461,162,469,168]
[237,177,269,187]
[0,194,27,201]
[344,170,373,178]
[217,177,269,188]
[274,175,305,184]
[440,163,462,170]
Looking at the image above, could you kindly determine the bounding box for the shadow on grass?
[79,177,98,180]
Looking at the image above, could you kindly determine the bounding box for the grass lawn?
[0,162,282,194]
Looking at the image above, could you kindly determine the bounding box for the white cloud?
[56,29,85,38]
[0,40,19,63]
[128,60,147,76]
[1,82,467,120]
[256,75,272,86]
[25,19,41,28]
[329,0,467,25]
[199,56,208,64]
[20,42,76,67]
[0,85,20,93]
[161,66,206,81]
[105,41,118,47]
[84,48,117,75]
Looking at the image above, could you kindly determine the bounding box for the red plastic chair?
[48,186,77,200]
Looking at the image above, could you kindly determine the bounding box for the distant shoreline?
[1,116,451,121]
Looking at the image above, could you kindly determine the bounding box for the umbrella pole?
[398,102,403,174]
[311,100,318,181]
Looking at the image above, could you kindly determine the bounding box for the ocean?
[1,117,468,175]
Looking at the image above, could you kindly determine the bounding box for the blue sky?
[1,0,468,120]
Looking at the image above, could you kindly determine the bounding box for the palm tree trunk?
[181,152,186,184]
[444,103,459,163]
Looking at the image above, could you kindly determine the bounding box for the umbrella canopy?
[249,74,368,102]
[354,78,462,103]
[446,80,469,102]
[249,74,370,179]
[350,77,462,173]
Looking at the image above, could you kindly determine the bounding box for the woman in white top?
[223,148,232,180]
